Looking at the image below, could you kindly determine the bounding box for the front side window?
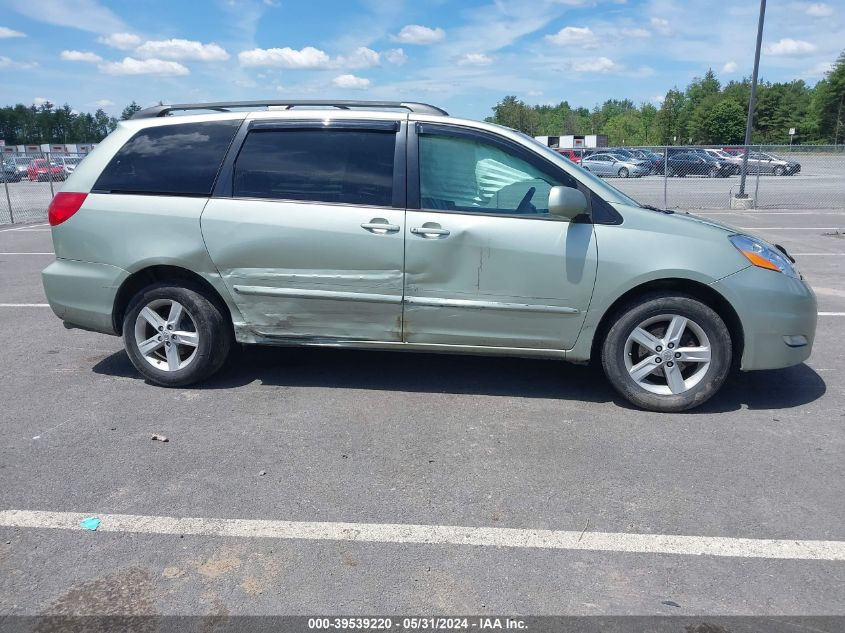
[419,133,574,215]
[94,121,240,196]
[233,128,396,207]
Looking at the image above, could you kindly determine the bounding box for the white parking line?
[793,253,845,256]
[1,509,843,561]
[0,252,54,255]
[819,312,845,316]
[0,224,49,232]
[735,227,844,231]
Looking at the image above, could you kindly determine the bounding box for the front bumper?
[712,266,817,370]
[42,258,129,335]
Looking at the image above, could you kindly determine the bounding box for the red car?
[556,148,582,164]
[27,159,65,182]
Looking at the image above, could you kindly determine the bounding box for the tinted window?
[419,133,574,216]
[94,121,240,196]
[233,128,396,206]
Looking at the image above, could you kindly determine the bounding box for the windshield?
[517,132,643,207]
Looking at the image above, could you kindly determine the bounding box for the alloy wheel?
[623,314,712,396]
[133,299,199,372]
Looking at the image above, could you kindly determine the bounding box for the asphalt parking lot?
[0,211,843,620]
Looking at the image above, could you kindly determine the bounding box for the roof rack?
[131,100,448,119]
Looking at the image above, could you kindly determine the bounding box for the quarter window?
[418,133,575,215]
[93,121,240,196]
[233,128,396,207]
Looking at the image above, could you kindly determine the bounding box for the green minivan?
[42,100,816,412]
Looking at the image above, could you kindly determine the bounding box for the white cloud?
[545,26,596,47]
[335,46,380,69]
[333,74,371,89]
[7,0,124,34]
[649,17,671,35]
[392,24,445,45]
[98,32,142,50]
[98,57,190,76]
[0,55,37,69]
[653,95,665,104]
[94,99,115,107]
[621,27,651,38]
[805,3,833,17]
[0,26,26,38]
[456,52,493,66]
[764,38,817,56]
[136,39,229,61]
[385,48,407,65]
[527,89,544,97]
[239,46,332,68]
[722,60,738,73]
[32,97,52,107]
[803,60,834,76]
[60,50,103,62]
[569,57,618,73]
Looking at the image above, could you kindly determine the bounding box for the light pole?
[737,0,766,199]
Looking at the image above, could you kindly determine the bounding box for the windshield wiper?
[640,204,674,214]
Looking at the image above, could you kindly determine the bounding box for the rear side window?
[93,121,240,196]
[233,129,396,207]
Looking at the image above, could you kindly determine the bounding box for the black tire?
[122,283,232,387]
[708,167,718,178]
[601,294,732,412]
[773,165,785,176]
[618,167,629,178]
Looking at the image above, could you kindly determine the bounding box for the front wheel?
[123,283,232,387]
[618,167,630,178]
[601,295,732,412]
[773,165,785,176]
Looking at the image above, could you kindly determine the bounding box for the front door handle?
[411,224,450,238]
[361,219,400,234]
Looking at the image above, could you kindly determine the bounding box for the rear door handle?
[361,219,400,234]
[411,226,451,238]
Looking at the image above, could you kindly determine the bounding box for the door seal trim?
[233,285,401,304]
[405,296,579,314]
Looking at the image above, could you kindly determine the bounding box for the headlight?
[729,234,799,278]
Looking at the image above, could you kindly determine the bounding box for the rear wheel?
[773,165,785,176]
[708,167,719,178]
[123,283,232,387]
[618,167,630,178]
[601,295,732,412]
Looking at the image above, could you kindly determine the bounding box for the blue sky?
[1,0,843,120]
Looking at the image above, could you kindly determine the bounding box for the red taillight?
[48,192,88,226]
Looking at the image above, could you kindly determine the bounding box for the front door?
[403,123,598,350]
[202,119,406,342]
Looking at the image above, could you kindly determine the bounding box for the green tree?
[121,101,142,120]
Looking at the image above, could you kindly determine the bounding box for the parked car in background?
[627,148,664,174]
[2,158,23,182]
[57,156,83,177]
[556,148,582,164]
[581,152,650,178]
[667,152,733,177]
[27,159,65,182]
[5,156,30,180]
[749,151,801,176]
[703,149,741,174]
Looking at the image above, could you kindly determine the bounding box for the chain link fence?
[2,145,844,225]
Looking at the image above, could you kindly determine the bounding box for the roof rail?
[131,100,448,119]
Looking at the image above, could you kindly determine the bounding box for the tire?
[601,294,732,412]
[618,167,630,178]
[708,167,718,178]
[122,283,232,387]
[773,165,785,176]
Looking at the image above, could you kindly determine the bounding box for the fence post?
[3,176,13,224]
[663,146,668,209]
[753,144,762,209]
[48,151,55,197]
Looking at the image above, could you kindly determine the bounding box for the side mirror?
[548,186,587,220]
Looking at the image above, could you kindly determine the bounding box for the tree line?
[0,101,144,146]
[487,50,845,146]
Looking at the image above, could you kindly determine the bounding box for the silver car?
[581,153,650,178]
[42,100,816,412]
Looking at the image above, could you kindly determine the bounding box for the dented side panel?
[403,211,598,349]
[201,198,405,341]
